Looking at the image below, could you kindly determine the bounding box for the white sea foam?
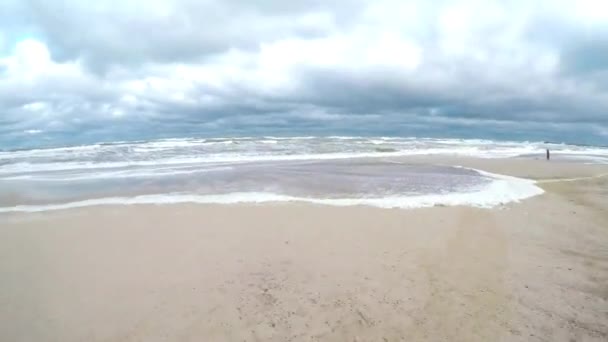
[0,149,516,174]
[1,136,606,180]
[0,166,233,181]
[0,169,544,213]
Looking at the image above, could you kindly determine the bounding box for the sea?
[1,136,607,213]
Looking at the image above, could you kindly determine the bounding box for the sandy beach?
[1,157,607,341]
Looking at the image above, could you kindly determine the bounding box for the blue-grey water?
[0,136,604,211]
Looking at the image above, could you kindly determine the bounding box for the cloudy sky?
[1,0,607,148]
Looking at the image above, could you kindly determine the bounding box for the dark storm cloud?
[285,61,608,126]
[526,12,608,88]
[19,0,363,72]
[559,33,608,92]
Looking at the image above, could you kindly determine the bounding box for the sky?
[1,0,608,149]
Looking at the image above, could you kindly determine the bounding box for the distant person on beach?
[546,148,550,160]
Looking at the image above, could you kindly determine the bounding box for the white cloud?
[22,101,48,112]
[0,0,607,147]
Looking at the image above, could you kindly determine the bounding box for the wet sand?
[1,158,607,341]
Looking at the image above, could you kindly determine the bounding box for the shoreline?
[1,157,608,341]
[2,157,607,214]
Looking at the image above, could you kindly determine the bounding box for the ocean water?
[1,136,606,212]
